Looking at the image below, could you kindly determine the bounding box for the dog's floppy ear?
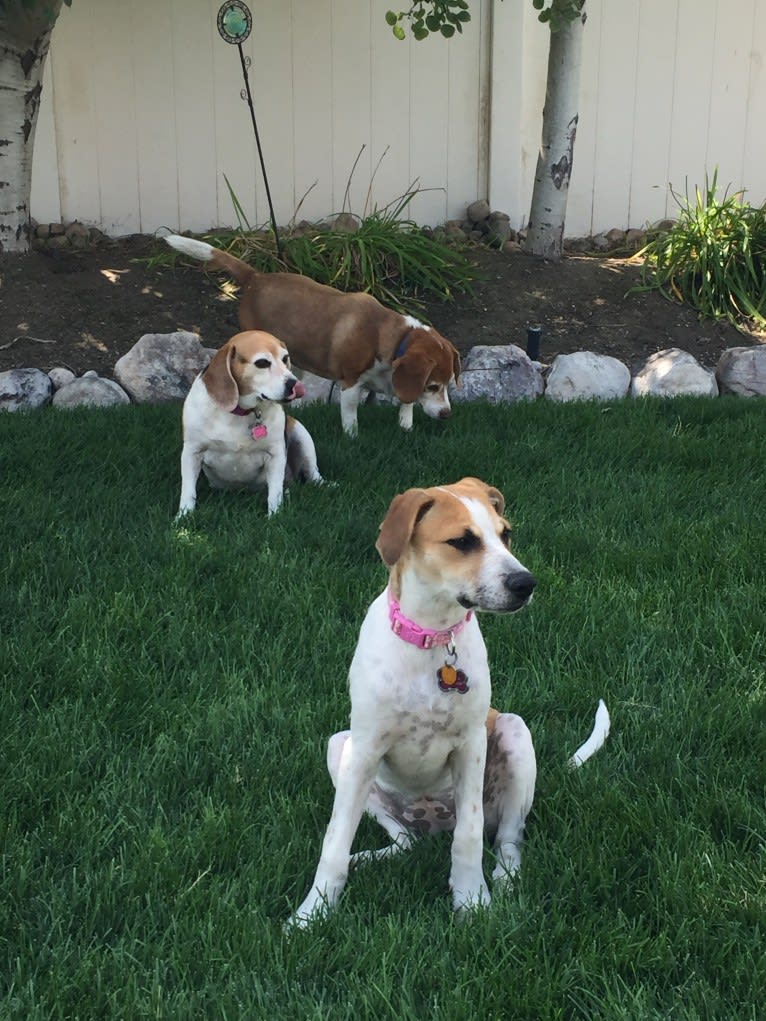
[392,351,435,405]
[459,477,506,516]
[376,488,435,566]
[202,342,239,410]
[451,345,461,386]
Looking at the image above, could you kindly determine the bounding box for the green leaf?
[413,25,429,40]
[385,10,398,26]
[393,23,406,40]
[440,23,455,37]
[426,14,441,31]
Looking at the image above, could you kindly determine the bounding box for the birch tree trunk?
[524,1,586,260]
[0,0,63,253]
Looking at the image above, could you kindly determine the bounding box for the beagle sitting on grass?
[288,477,609,927]
[163,232,461,437]
[177,330,322,518]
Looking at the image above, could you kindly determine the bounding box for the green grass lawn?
[1,396,764,1020]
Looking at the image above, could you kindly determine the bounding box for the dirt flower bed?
[0,236,760,378]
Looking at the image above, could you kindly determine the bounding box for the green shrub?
[637,171,766,330]
[156,183,478,314]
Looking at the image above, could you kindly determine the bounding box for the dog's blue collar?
[394,330,412,361]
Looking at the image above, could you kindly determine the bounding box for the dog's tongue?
[292,381,306,399]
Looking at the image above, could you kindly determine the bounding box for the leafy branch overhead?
[386,0,584,40]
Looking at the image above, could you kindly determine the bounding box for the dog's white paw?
[285,889,334,931]
[450,876,491,914]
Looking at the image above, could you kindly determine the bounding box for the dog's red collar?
[387,588,472,650]
[230,405,251,416]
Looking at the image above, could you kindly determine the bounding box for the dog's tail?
[567,699,610,768]
[163,233,256,288]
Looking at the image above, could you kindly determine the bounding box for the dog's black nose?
[505,571,537,601]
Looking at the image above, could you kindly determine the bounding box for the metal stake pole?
[217,2,283,260]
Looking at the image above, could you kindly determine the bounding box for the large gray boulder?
[545,351,630,402]
[113,331,212,403]
[716,345,766,396]
[0,368,52,412]
[52,372,130,409]
[451,344,543,404]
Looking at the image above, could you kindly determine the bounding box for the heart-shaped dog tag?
[252,424,268,440]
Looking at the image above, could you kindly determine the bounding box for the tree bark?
[0,1,63,253]
[524,1,586,260]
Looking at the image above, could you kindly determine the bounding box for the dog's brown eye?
[282,354,290,365]
[446,530,481,553]
[500,527,511,546]
[255,358,271,369]
[426,383,440,393]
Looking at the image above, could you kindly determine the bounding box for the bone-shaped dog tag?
[437,664,469,693]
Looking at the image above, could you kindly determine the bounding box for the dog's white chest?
[349,593,491,795]
[184,386,282,489]
[202,440,272,487]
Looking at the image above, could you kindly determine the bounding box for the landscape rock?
[48,367,76,390]
[591,234,612,253]
[333,212,358,233]
[545,351,630,402]
[487,211,513,245]
[564,236,594,254]
[625,228,646,250]
[52,374,130,409]
[0,368,52,412]
[716,346,766,397]
[467,199,490,225]
[451,344,543,404]
[631,348,718,398]
[113,331,211,403]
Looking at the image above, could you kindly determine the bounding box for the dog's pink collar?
[387,588,472,650]
[230,405,251,416]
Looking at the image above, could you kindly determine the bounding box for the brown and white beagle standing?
[177,330,322,517]
[164,233,461,436]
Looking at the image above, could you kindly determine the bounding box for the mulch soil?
[0,236,761,378]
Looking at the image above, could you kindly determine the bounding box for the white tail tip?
[163,233,215,263]
[568,699,610,769]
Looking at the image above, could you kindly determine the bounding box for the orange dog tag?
[437,664,469,693]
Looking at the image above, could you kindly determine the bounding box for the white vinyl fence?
[30,0,766,238]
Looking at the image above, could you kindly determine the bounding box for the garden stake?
[216,1,283,260]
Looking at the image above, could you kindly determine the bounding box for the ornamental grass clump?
[637,171,766,331]
[158,177,478,315]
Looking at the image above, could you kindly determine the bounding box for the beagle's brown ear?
[391,350,435,405]
[451,345,461,386]
[376,489,435,567]
[202,342,239,410]
[458,477,506,516]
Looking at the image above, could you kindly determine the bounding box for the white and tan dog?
[288,477,609,927]
[163,233,461,437]
[177,330,322,517]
